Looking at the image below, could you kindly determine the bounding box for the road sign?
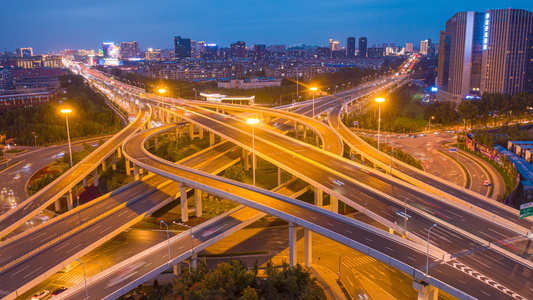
[520,202,533,219]
[449,147,457,152]
[354,121,358,125]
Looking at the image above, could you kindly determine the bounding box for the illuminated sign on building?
[483,12,490,50]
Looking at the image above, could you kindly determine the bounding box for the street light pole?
[310,87,317,118]
[160,219,171,265]
[62,108,79,207]
[94,261,103,272]
[375,98,385,151]
[32,132,37,147]
[338,253,350,279]
[175,221,194,257]
[426,224,437,277]
[404,198,409,235]
[390,145,394,174]
[77,259,89,300]
[246,118,260,186]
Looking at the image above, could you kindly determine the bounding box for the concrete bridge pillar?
[195,189,203,217]
[289,222,297,267]
[314,187,323,207]
[111,154,116,171]
[155,136,159,146]
[278,167,285,186]
[189,123,195,140]
[331,196,338,213]
[294,123,299,140]
[413,281,438,300]
[191,253,198,269]
[116,146,122,158]
[176,128,180,139]
[180,183,188,222]
[173,263,181,275]
[66,189,74,210]
[93,169,99,187]
[55,199,61,211]
[199,126,204,139]
[303,127,307,139]
[125,158,131,176]
[209,131,215,146]
[304,229,312,268]
[101,160,107,172]
[83,177,88,188]
[133,165,140,181]
[243,149,250,171]
[315,134,320,147]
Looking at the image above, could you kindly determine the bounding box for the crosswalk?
[31,149,64,158]
[56,273,85,286]
[342,255,377,269]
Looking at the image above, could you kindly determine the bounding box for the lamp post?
[158,88,167,102]
[310,87,317,118]
[160,219,171,265]
[246,118,260,186]
[426,224,437,277]
[193,88,197,100]
[32,132,37,147]
[375,98,385,151]
[76,259,89,300]
[404,198,409,235]
[61,108,79,206]
[94,261,103,272]
[428,116,434,131]
[174,221,194,257]
[338,253,350,279]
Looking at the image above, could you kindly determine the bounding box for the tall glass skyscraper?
[437,9,533,103]
[174,36,192,60]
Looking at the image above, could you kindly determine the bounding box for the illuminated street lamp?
[160,219,171,265]
[61,108,79,206]
[247,118,260,186]
[375,98,385,151]
[174,221,194,258]
[76,259,89,300]
[310,87,317,118]
[428,116,435,131]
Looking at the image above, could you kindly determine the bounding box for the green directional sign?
[519,202,533,219]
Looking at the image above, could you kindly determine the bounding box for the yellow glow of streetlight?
[310,87,318,91]
[61,109,72,114]
[375,97,385,103]
[158,88,167,94]
[431,116,435,119]
[247,118,260,125]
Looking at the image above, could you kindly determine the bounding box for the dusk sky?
[1,0,532,53]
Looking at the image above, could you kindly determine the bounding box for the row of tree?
[121,259,325,300]
[0,75,121,146]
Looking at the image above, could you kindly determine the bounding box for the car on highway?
[484,179,491,186]
[30,290,49,300]
[8,189,13,196]
[23,163,32,169]
[1,187,6,194]
[13,174,21,180]
[50,286,68,297]
[106,261,146,287]
[201,226,223,237]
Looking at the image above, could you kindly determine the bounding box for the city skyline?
[1,0,532,53]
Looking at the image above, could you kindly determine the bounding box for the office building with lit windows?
[437,9,533,103]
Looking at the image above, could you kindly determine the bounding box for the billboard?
[102,42,120,59]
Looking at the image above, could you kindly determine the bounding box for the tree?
[225,164,245,182]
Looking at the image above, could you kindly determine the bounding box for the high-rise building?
[420,40,429,55]
[437,9,533,103]
[347,37,356,58]
[367,48,383,58]
[120,41,139,59]
[405,43,413,53]
[231,41,246,58]
[202,44,219,60]
[17,47,33,58]
[191,40,197,59]
[358,37,367,58]
[174,36,191,60]
[197,41,206,58]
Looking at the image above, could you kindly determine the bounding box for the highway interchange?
[0,63,532,299]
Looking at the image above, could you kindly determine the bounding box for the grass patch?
[437,149,470,188]
[0,161,21,173]
[6,149,25,154]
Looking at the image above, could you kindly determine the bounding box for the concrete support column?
[116,146,122,158]
[304,229,312,268]
[303,127,307,138]
[199,126,204,139]
[111,154,116,171]
[125,158,131,176]
[83,177,88,188]
[331,196,338,213]
[294,123,299,140]
[155,136,159,146]
[361,156,365,165]
[289,222,297,267]
[67,189,74,210]
[134,165,140,181]
[209,131,215,146]
[278,167,285,186]
[351,151,355,161]
[315,134,320,146]
[173,263,181,275]
[243,149,249,171]
[180,183,188,222]
[189,123,195,140]
[195,189,203,217]
[101,160,107,171]
[191,253,198,269]
[93,169,99,187]
[314,187,323,207]
[55,199,61,211]
[413,281,438,300]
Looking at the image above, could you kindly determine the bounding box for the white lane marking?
[11,264,31,276]
[385,247,393,251]
[345,229,352,234]
[23,266,42,279]
[481,290,491,297]
[457,279,466,284]
[364,237,372,242]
